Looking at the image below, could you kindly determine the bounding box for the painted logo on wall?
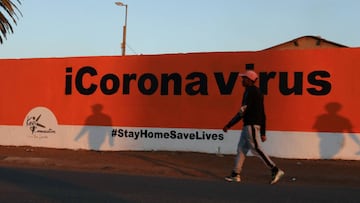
[23,107,58,138]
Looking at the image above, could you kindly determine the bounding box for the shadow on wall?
[74,104,114,151]
[313,102,360,158]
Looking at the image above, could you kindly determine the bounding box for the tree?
[0,0,22,44]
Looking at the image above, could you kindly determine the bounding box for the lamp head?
[115,2,126,6]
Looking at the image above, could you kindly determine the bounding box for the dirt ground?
[0,146,359,188]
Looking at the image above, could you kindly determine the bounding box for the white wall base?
[1,125,359,160]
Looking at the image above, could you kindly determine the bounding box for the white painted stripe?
[0,125,359,160]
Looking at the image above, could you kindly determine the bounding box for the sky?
[1,0,360,59]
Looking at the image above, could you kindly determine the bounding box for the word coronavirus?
[65,66,331,96]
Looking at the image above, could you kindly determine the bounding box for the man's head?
[239,70,258,87]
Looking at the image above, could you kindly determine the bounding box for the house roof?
[263,35,348,50]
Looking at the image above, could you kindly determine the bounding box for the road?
[0,166,358,203]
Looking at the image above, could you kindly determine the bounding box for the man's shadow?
[313,102,360,158]
[75,104,114,151]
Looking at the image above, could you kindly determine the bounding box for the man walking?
[223,70,284,184]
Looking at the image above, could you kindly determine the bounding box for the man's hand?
[223,126,228,133]
[261,135,267,142]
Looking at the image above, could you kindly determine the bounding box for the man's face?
[241,77,253,87]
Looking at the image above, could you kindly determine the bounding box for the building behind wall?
[263,35,348,50]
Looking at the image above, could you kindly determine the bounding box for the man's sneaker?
[270,169,285,184]
[225,171,241,182]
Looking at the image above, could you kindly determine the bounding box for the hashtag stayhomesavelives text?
[111,128,224,141]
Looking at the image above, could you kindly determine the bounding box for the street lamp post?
[115,2,128,56]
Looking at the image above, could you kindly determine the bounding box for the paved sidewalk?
[0,146,359,187]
